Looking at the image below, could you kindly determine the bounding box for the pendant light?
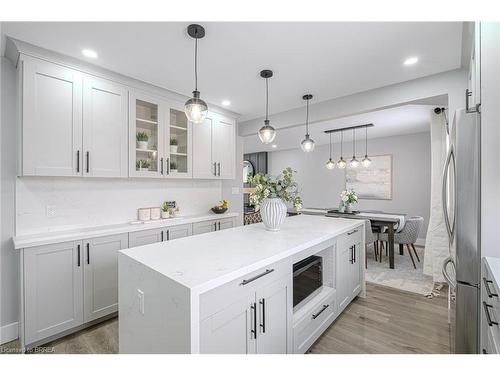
[184,24,208,124]
[300,94,315,152]
[258,70,276,144]
[349,128,360,168]
[361,125,372,167]
[325,132,335,169]
[337,131,347,169]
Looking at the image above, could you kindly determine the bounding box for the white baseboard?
[0,321,19,345]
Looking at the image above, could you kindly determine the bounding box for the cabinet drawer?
[293,290,336,354]
[200,259,292,320]
[337,225,363,250]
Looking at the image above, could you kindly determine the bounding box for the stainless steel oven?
[293,255,323,308]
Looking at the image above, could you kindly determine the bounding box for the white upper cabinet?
[22,56,83,176]
[83,77,128,177]
[166,105,193,178]
[193,112,235,179]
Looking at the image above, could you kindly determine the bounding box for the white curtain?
[423,111,450,284]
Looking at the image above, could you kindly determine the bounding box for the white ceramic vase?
[260,198,287,231]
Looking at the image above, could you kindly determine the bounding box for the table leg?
[389,224,395,269]
[399,243,404,255]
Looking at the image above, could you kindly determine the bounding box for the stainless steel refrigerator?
[442,108,481,354]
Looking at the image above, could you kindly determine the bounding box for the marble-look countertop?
[13,212,240,249]
[484,256,500,290]
[119,215,362,293]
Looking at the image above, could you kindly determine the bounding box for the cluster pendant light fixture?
[300,94,315,152]
[184,24,208,124]
[325,132,335,169]
[324,124,374,170]
[258,70,276,144]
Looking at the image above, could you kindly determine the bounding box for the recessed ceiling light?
[221,100,231,106]
[271,144,277,148]
[82,49,98,59]
[403,56,418,66]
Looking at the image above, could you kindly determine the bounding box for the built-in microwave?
[293,255,323,308]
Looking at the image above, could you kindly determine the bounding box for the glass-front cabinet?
[129,90,192,178]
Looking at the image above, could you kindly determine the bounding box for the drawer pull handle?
[312,304,329,319]
[240,269,274,286]
[483,301,498,327]
[347,230,358,235]
[483,277,498,298]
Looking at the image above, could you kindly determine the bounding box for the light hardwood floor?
[1,283,450,354]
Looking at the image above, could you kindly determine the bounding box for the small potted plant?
[136,159,151,172]
[169,206,180,217]
[339,189,358,213]
[170,138,178,153]
[136,132,149,150]
[161,201,170,219]
[170,160,178,173]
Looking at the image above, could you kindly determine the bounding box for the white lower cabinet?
[336,229,363,312]
[128,224,192,247]
[23,241,84,344]
[83,234,128,322]
[193,218,235,235]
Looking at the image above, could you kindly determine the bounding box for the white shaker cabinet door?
[128,228,163,247]
[83,233,128,322]
[164,224,192,240]
[218,217,235,231]
[200,296,256,354]
[255,276,289,354]
[212,115,235,180]
[22,57,83,176]
[83,77,128,177]
[336,244,352,312]
[192,116,215,178]
[193,220,217,235]
[351,241,362,297]
[23,241,84,344]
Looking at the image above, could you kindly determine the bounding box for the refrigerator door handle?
[442,146,456,243]
[442,256,456,290]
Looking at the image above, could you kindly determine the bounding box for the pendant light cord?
[265,78,269,121]
[329,133,332,159]
[194,36,198,91]
[340,131,343,157]
[305,99,310,135]
[352,129,356,157]
[365,126,368,155]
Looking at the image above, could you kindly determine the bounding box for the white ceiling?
[2,22,462,120]
[243,104,435,153]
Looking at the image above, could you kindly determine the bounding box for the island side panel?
[118,253,191,353]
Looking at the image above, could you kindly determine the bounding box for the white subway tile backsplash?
[16,177,223,235]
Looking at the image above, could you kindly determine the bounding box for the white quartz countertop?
[13,212,239,249]
[120,215,362,293]
[484,256,500,289]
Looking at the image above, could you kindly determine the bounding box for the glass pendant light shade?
[337,157,347,169]
[349,156,360,168]
[326,158,336,170]
[258,120,276,144]
[185,90,208,123]
[300,134,315,152]
[185,24,208,124]
[362,155,372,167]
[337,130,346,168]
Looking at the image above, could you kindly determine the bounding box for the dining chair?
[378,216,424,269]
[363,219,379,268]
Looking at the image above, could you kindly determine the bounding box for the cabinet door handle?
[160,158,164,175]
[76,150,80,173]
[218,221,221,231]
[166,158,170,175]
[240,269,274,286]
[166,229,170,241]
[217,162,221,176]
[353,244,356,263]
[347,229,358,235]
[161,231,164,242]
[483,301,498,327]
[86,243,90,265]
[349,246,354,264]
[312,304,329,319]
[214,222,217,231]
[213,162,217,176]
[86,151,90,173]
[483,277,498,298]
[77,244,81,267]
[251,302,257,339]
[259,298,266,333]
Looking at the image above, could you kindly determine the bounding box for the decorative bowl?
[211,207,228,214]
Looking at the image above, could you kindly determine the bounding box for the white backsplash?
[16,177,223,235]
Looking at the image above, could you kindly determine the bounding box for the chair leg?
[406,244,417,269]
[385,242,388,256]
[411,244,420,262]
[374,241,379,261]
[379,241,383,262]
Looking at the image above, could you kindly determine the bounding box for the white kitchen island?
[118,215,365,354]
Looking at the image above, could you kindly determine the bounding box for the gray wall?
[269,131,431,242]
[0,56,19,343]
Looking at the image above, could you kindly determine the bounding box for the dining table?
[290,208,406,269]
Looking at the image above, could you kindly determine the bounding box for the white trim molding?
[0,321,19,345]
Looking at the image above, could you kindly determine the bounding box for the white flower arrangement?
[248,167,302,212]
[340,189,358,204]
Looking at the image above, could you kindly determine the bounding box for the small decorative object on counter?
[138,207,151,221]
[248,167,302,231]
[339,189,358,213]
[161,202,170,219]
[150,207,161,220]
[136,159,151,171]
[169,206,180,217]
[136,131,149,150]
[212,200,228,214]
[170,160,178,173]
[170,138,178,153]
